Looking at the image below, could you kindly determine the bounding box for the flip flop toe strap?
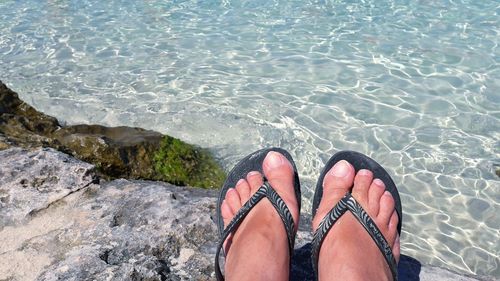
[312,193,398,281]
[215,182,296,281]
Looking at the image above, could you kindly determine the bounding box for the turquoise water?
[1,0,499,278]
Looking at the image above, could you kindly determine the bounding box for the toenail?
[247,171,260,177]
[330,160,350,177]
[236,179,245,186]
[383,190,392,197]
[374,178,385,187]
[358,169,371,176]
[264,151,285,169]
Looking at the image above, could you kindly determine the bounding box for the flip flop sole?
[312,150,402,234]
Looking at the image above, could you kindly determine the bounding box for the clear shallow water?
[1,0,499,277]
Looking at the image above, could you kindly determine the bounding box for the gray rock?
[32,179,217,281]
[0,147,97,228]
[0,148,494,281]
[0,147,217,280]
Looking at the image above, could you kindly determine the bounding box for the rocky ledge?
[0,81,225,188]
[0,147,491,281]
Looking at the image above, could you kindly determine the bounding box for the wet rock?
[51,125,225,188]
[0,82,61,148]
[0,133,11,150]
[52,125,163,180]
[0,81,225,188]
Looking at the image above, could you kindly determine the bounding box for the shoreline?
[0,81,497,280]
[0,80,226,188]
[0,147,495,281]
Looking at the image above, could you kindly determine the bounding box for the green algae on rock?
[0,80,225,188]
[154,136,226,188]
[52,125,225,188]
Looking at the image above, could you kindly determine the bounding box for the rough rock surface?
[0,147,97,228]
[0,81,225,188]
[0,148,493,281]
[0,147,217,280]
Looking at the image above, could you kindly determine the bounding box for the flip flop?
[215,148,301,281]
[311,151,403,281]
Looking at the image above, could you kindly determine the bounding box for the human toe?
[352,169,373,204]
[235,178,251,204]
[312,160,355,230]
[221,200,234,227]
[368,178,386,215]
[262,151,299,225]
[262,151,295,186]
[387,211,399,245]
[226,188,242,214]
[323,160,355,197]
[378,191,396,223]
[246,171,264,193]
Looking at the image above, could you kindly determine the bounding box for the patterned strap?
[215,182,296,281]
[311,193,398,281]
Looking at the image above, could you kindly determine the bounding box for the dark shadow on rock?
[291,243,314,281]
[399,254,422,281]
[290,243,421,281]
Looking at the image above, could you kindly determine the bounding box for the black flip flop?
[215,148,301,281]
[311,151,403,281]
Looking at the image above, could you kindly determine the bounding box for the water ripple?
[0,0,499,277]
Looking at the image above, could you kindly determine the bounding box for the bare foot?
[312,160,400,281]
[220,151,300,281]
